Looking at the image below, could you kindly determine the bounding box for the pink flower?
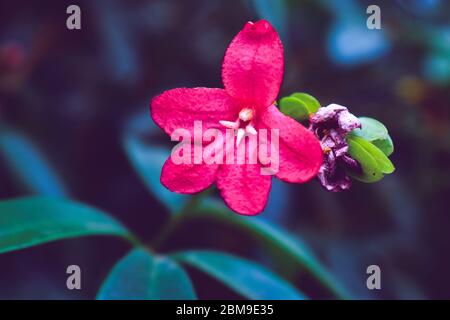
[150,20,323,215]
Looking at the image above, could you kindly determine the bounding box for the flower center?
[238,108,254,122]
[219,107,257,146]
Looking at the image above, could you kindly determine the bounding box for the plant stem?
[151,190,350,299]
[151,188,211,249]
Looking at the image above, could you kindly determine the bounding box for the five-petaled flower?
[150,20,323,215]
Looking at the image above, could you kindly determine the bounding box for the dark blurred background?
[0,0,449,299]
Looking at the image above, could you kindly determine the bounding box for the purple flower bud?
[310,104,362,192]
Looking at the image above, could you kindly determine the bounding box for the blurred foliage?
[97,248,196,300]
[0,0,449,299]
[174,250,306,300]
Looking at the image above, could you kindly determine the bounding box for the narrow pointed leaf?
[97,248,196,300]
[0,197,135,254]
[174,250,306,300]
[185,203,350,299]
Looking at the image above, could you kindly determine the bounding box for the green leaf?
[123,134,188,213]
[279,96,310,121]
[352,117,388,141]
[0,197,135,254]
[279,92,321,121]
[351,117,394,156]
[0,127,68,197]
[174,250,306,300]
[350,136,394,174]
[372,135,394,157]
[290,92,321,114]
[97,248,196,300]
[183,203,350,299]
[347,137,384,183]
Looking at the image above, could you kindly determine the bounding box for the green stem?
[188,206,350,300]
[151,196,349,300]
[151,188,211,249]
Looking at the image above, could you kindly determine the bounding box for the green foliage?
[351,136,394,174]
[97,248,196,300]
[0,197,135,254]
[186,202,350,299]
[352,117,387,141]
[279,97,310,121]
[279,92,321,121]
[347,116,395,183]
[347,136,386,183]
[0,126,68,197]
[290,93,321,114]
[0,112,356,300]
[351,117,394,156]
[372,135,394,157]
[174,250,306,300]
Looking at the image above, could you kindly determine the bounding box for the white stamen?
[236,128,246,147]
[239,108,254,122]
[219,108,258,147]
[245,124,257,135]
[219,120,238,129]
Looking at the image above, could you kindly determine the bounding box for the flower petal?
[260,105,323,183]
[151,88,239,136]
[217,162,272,215]
[317,153,352,192]
[161,156,218,194]
[310,104,361,136]
[222,20,284,108]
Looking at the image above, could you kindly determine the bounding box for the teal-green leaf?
[174,250,306,300]
[290,92,321,114]
[0,197,135,254]
[347,136,384,183]
[97,248,196,300]
[123,134,188,213]
[0,126,68,197]
[372,134,394,157]
[187,203,350,299]
[352,117,388,141]
[351,117,394,156]
[279,96,310,121]
[350,136,395,174]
